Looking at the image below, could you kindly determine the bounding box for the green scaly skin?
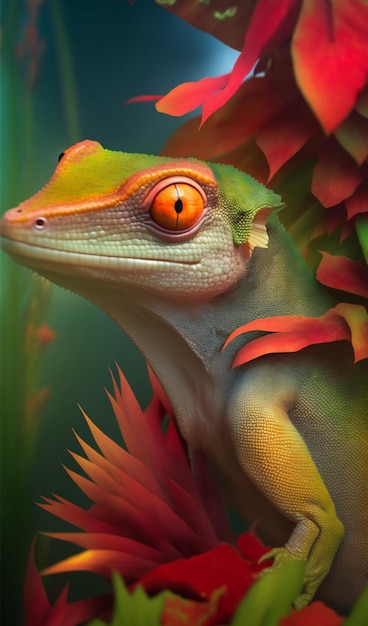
[1,140,367,611]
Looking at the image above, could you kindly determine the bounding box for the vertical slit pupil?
[174,198,183,214]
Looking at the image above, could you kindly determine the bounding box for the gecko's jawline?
[0,237,200,271]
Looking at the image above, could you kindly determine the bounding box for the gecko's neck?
[95,284,239,442]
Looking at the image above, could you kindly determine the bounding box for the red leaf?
[39,494,120,534]
[281,600,344,625]
[161,74,289,159]
[152,0,299,124]
[225,305,368,365]
[42,549,158,580]
[334,303,368,363]
[126,94,163,104]
[224,309,351,367]
[316,252,368,298]
[44,592,109,626]
[334,111,368,165]
[292,0,368,133]
[256,99,318,179]
[138,533,265,624]
[24,538,110,626]
[155,75,229,117]
[24,539,50,625]
[37,365,234,596]
[201,0,299,124]
[237,530,271,565]
[312,138,365,207]
[191,450,233,545]
[345,179,368,220]
[44,532,163,561]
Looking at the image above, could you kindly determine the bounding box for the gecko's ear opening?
[244,207,274,254]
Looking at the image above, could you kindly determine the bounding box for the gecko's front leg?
[228,370,344,607]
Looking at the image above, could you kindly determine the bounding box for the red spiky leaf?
[40,366,231,585]
[224,304,368,366]
[24,539,109,626]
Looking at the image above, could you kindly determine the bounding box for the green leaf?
[230,560,305,626]
[343,585,368,626]
[355,215,368,263]
[87,571,166,626]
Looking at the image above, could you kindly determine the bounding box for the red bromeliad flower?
[39,366,232,582]
[24,366,345,626]
[130,0,368,362]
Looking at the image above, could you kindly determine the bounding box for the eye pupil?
[174,198,183,214]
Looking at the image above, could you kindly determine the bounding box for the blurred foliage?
[1,0,78,623]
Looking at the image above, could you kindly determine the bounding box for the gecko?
[1,140,367,611]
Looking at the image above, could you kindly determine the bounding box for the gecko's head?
[1,140,283,302]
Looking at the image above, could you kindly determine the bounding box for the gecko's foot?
[259,546,306,571]
[258,547,311,608]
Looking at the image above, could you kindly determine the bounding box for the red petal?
[236,530,271,565]
[316,252,368,298]
[312,139,365,207]
[139,537,262,624]
[292,0,368,133]
[281,600,343,625]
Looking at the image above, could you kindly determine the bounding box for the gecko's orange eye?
[149,183,204,231]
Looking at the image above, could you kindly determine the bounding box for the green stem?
[49,0,80,143]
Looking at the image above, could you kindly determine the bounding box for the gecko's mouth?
[1,236,200,273]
